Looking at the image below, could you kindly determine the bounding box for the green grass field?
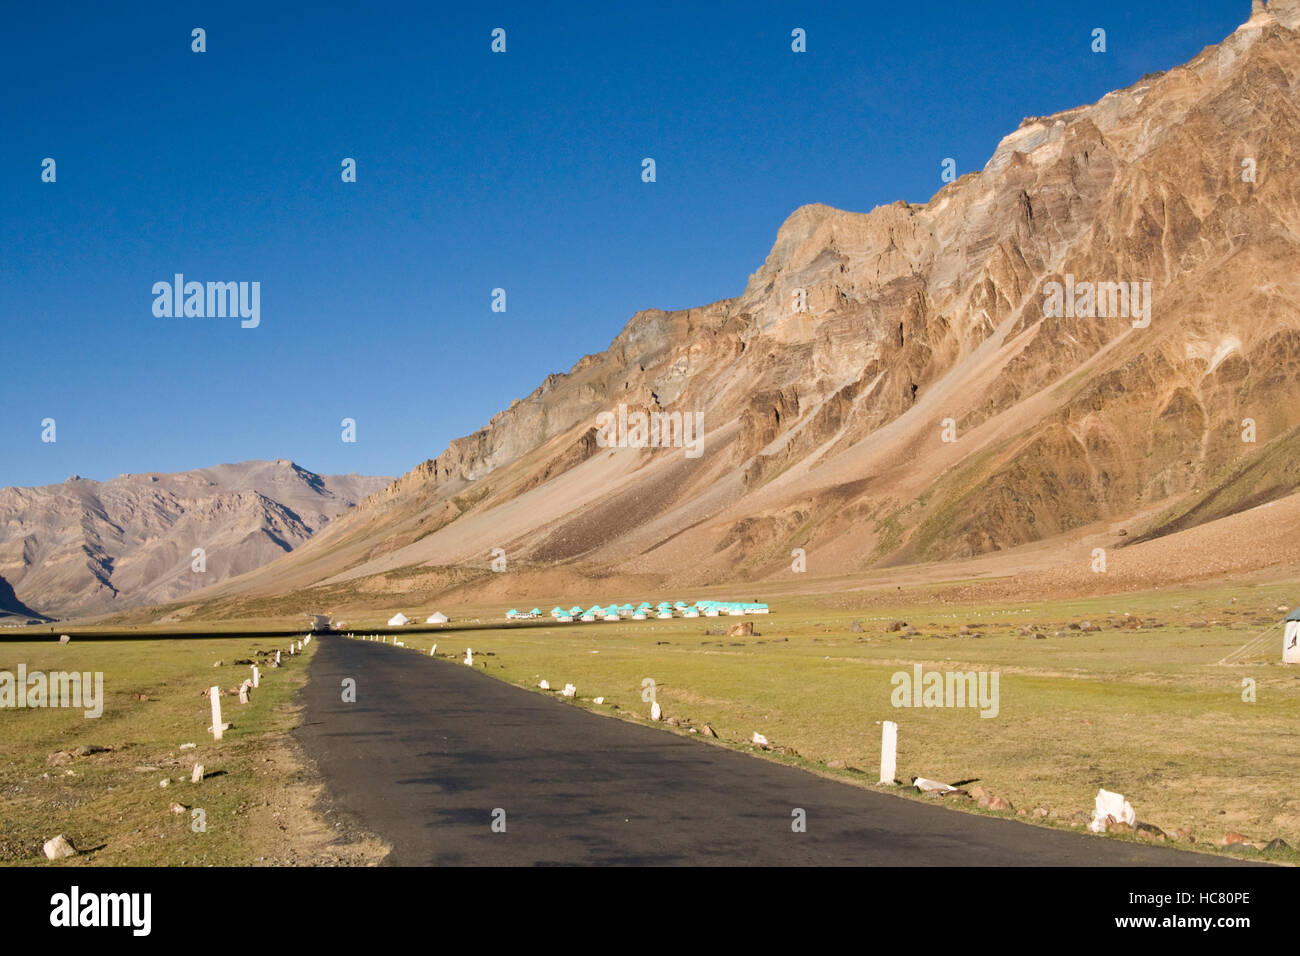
[0,633,384,866]
[5,577,1296,865]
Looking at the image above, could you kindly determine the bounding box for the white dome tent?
[387,613,410,627]
[426,612,449,624]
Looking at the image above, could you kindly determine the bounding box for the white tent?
[1286,609,1300,663]
[426,612,449,624]
[387,613,410,626]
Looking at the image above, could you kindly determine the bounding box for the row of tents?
[386,612,449,626]
[506,600,770,623]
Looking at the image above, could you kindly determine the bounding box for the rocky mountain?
[186,2,1300,612]
[0,460,390,619]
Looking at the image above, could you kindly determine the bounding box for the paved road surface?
[296,637,1235,866]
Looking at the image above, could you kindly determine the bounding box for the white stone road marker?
[879,721,898,785]
[209,686,224,742]
[251,665,259,688]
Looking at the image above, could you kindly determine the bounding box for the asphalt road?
[295,636,1236,866]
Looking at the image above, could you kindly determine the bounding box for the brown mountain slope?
[0,460,389,618]
[190,2,1300,612]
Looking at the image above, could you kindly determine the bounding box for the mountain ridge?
[127,2,1300,615]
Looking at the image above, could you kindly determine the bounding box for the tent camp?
[387,613,410,627]
[1286,609,1300,663]
[426,612,449,624]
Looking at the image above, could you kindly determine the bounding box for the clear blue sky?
[0,1,1244,487]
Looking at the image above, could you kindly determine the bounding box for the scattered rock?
[42,835,76,860]
[727,621,754,638]
[538,679,551,690]
[159,779,169,788]
[1220,831,1251,847]
[1105,820,1133,835]
[1135,823,1167,842]
[987,795,1013,812]
[751,732,771,750]
[665,716,680,727]
[593,697,604,705]
[178,743,196,750]
[191,764,204,783]
[848,620,863,633]
[74,745,110,757]
[827,759,846,769]
[45,751,72,767]
[1173,827,1196,843]
[887,620,907,632]
[701,723,718,738]
[169,802,188,815]
[213,661,223,667]
[1265,838,1290,852]
[1032,806,1049,818]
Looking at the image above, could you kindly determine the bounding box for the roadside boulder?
[42,835,76,860]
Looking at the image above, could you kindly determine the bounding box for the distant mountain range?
[0,460,389,620]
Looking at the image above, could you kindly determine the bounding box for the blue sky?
[0,1,1244,487]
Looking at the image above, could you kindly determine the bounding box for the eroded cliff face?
[200,3,1300,603]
